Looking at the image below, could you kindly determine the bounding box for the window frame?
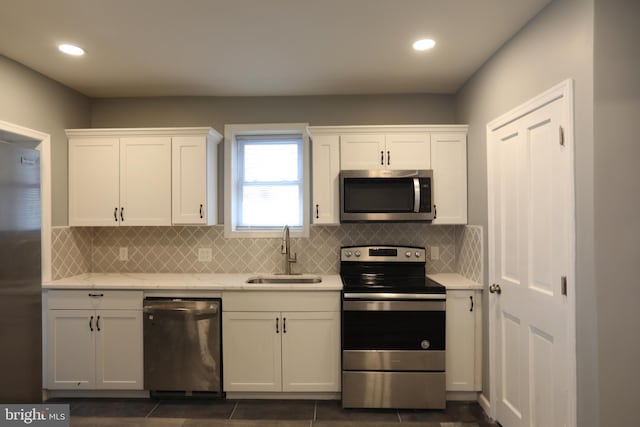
[224,123,310,238]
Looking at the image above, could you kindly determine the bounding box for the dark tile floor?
[50,398,498,427]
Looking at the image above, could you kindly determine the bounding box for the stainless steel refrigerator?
[0,141,42,403]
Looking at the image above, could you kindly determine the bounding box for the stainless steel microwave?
[340,170,434,222]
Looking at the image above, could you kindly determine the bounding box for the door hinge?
[559,126,565,146]
[561,276,568,296]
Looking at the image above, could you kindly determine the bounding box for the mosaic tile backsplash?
[51,224,483,280]
[51,227,92,280]
[455,225,483,284]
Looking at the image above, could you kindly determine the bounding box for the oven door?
[341,298,446,409]
[342,299,445,371]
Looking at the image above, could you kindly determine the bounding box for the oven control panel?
[341,246,426,262]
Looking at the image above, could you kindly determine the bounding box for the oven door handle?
[342,299,445,311]
[343,293,445,300]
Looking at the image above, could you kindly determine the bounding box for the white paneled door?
[487,81,575,427]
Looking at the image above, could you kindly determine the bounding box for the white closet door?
[488,92,572,427]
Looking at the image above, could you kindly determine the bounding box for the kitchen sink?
[246,275,322,284]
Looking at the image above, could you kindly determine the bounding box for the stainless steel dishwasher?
[143,298,221,393]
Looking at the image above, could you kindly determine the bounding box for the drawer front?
[222,291,340,312]
[47,290,143,310]
[342,371,445,409]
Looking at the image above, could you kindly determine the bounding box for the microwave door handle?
[413,178,421,213]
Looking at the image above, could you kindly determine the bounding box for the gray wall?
[593,1,640,425]
[0,56,91,226]
[90,94,456,128]
[455,0,597,425]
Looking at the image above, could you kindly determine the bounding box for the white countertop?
[428,273,483,290]
[43,273,343,291]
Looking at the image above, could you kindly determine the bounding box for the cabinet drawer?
[223,291,340,312]
[47,290,143,310]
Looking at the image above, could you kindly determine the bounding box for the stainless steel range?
[340,245,446,409]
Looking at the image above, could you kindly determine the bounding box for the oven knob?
[405,251,412,258]
[420,340,431,350]
[415,251,421,258]
[354,250,361,257]
[345,251,352,258]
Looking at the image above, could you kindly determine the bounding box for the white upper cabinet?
[67,128,222,227]
[119,136,171,226]
[384,133,431,169]
[311,134,340,224]
[171,135,218,225]
[308,125,468,224]
[431,132,468,224]
[340,132,430,170]
[340,134,386,170]
[69,137,120,226]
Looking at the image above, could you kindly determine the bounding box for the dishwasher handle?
[143,306,218,316]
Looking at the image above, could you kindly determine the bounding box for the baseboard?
[45,390,151,399]
[225,392,340,400]
[446,391,479,401]
[478,392,491,417]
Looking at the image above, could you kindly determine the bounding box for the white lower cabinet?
[222,292,340,393]
[222,311,283,392]
[45,291,143,390]
[446,289,482,391]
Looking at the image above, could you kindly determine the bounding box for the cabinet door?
[120,137,172,226]
[222,312,282,392]
[281,312,340,392]
[431,133,467,224]
[68,138,120,226]
[172,136,208,224]
[312,134,340,224]
[95,310,143,390]
[46,310,96,389]
[340,134,386,170]
[385,133,431,169]
[446,290,482,391]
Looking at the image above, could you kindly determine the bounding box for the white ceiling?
[0,0,551,98]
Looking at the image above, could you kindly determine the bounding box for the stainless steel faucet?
[280,225,297,275]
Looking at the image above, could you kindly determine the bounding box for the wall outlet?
[430,246,440,260]
[119,247,128,261]
[198,248,212,262]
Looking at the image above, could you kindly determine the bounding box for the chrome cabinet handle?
[200,204,204,219]
[469,295,474,312]
[275,318,279,334]
[387,150,390,166]
[120,207,124,222]
[380,151,384,165]
[89,315,94,332]
[114,207,118,222]
[96,315,101,331]
[489,284,502,294]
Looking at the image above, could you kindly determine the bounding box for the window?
[224,123,309,238]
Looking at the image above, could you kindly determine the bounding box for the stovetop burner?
[341,275,446,294]
[339,245,445,296]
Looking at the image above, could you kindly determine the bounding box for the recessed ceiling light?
[412,39,436,51]
[58,44,85,56]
